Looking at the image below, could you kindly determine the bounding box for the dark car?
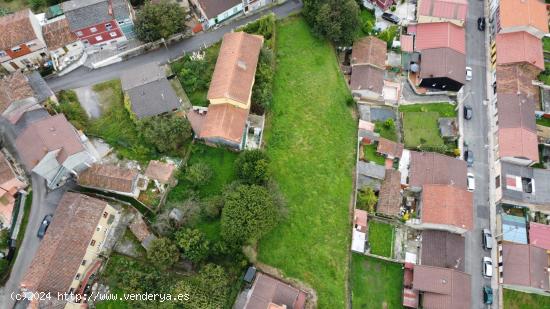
[382,13,400,24]
[37,214,53,238]
[483,285,493,304]
[477,17,486,31]
[465,150,474,167]
[464,105,473,120]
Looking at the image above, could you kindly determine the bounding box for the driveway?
[46,0,303,92]
[462,1,492,308]
[0,174,67,309]
[74,86,102,118]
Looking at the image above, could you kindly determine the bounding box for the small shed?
[438,117,458,141]
[502,213,528,244]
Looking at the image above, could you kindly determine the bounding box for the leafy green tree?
[138,114,192,153]
[175,228,210,264]
[0,229,9,250]
[201,195,224,219]
[303,0,361,45]
[185,162,213,187]
[134,2,187,42]
[172,264,229,309]
[147,237,180,269]
[357,186,378,213]
[252,48,274,113]
[28,0,46,11]
[221,184,278,244]
[234,150,271,185]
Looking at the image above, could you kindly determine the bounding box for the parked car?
[466,66,472,81]
[467,173,475,191]
[482,257,493,278]
[482,228,493,250]
[465,150,474,167]
[37,214,53,238]
[464,105,473,120]
[382,12,400,24]
[483,285,493,304]
[477,17,486,31]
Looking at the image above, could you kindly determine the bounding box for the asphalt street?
[463,0,492,308]
[46,0,303,92]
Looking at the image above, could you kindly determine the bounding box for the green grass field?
[351,254,403,309]
[257,18,356,308]
[402,111,444,148]
[368,220,394,257]
[187,143,238,197]
[503,289,550,309]
[374,120,398,141]
[364,144,385,165]
[398,103,457,117]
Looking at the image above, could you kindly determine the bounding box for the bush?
[202,195,224,219]
[239,13,276,48]
[234,150,271,185]
[0,229,9,251]
[357,186,377,213]
[138,114,192,153]
[147,237,180,269]
[175,228,210,264]
[134,2,187,42]
[172,264,230,308]
[55,90,90,130]
[303,0,361,45]
[186,162,213,187]
[251,48,275,113]
[178,56,210,93]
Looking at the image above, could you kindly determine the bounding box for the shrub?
[175,228,210,264]
[55,90,89,130]
[202,195,224,219]
[147,237,180,269]
[138,114,192,153]
[357,186,377,213]
[234,150,271,185]
[186,162,213,187]
[251,48,275,113]
[134,2,187,42]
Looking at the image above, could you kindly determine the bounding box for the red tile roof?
[498,128,539,163]
[409,151,467,189]
[421,184,473,231]
[401,35,414,53]
[351,36,387,68]
[244,273,306,309]
[418,0,468,22]
[501,242,550,290]
[412,264,471,309]
[415,22,465,54]
[0,9,38,51]
[377,169,402,217]
[78,164,138,193]
[207,32,264,105]
[495,63,540,98]
[354,209,368,232]
[529,222,550,250]
[496,32,544,71]
[42,18,78,50]
[499,0,548,35]
[377,138,403,158]
[15,114,85,170]
[144,160,176,184]
[200,103,249,144]
[350,65,385,95]
[0,71,35,113]
[21,193,108,293]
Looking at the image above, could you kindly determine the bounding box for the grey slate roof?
[357,161,386,180]
[501,162,550,205]
[127,79,181,119]
[421,230,465,271]
[121,62,165,91]
[62,0,112,31]
[112,0,131,21]
[26,72,53,103]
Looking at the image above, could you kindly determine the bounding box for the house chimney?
[237,60,247,70]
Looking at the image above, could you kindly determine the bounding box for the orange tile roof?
[499,0,548,34]
[207,32,264,105]
[42,18,78,50]
[498,128,539,163]
[0,71,35,113]
[78,164,138,193]
[377,138,403,158]
[200,103,249,144]
[401,35,414,53]
[418,0,468,22]
[0,9,38,51]
[421,184,473,230]
[415,22,465,54]
[144,160,176,184]
[496,32,544,71]
[351,36,387,68]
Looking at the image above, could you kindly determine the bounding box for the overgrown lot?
[258,17,356,308]
[503,288,550,309]
[399,103,457,150]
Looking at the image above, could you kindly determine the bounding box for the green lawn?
[503,289,550,309]
[351,254,403,309]
[537,117,550,127]
[258,18,356,308]
[88,80,156,162]
[544,37,550,53]
[368,220,394,257]
[358,9,376,36]
[187,143,238,197]
[398,103,457,117]
[402,111,444,148]
[364,144,385,165]
[374,120,398,141]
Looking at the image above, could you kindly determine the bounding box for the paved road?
[0,174,66,309]
[462,1,492,308]
[46,0,303,92]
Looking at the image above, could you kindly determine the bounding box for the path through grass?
[258,17,356,308]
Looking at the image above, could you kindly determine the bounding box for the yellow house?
[21,192,118,302]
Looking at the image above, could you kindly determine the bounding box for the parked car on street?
[467,173,475,191]
[37,214,53,239]
[465,150,474,166]
[477,17,486,31]
[382,12,400,24]
[483,285,493,304]
[482,228,493,250]
[482,257,493,278]
[464,105,473,120]
[466,66,472,81]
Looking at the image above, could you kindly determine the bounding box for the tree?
[0,229,9,250]
[251,48,274,113]
[28,0,46,11]
[175,228,210,264]
[221,184,278,244]
[172,264,229,308]
[134,2,187,43]
[147,237,180,269]
[303,0,361,45]
[201,195,224,219]
[234,150,271,185]
[185,162,213,187]
[138,114,192,153]
[357,186,377,213]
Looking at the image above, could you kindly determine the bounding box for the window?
[109,32,117,38]
[495,175,500,189]
[96,226,101,232]
[81,260,86,266]
[76,31,83,36]
[105,23,112,30]
[90,27,97,33]
[27,42,36,48]
[75,273,80,280]
[11,46,21,52]
[90,239,96,246]
[95,35,103,42]
[72,43,78,47]
[82,40,89,46]
[103,211,108,218]
[0,51,5,57]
